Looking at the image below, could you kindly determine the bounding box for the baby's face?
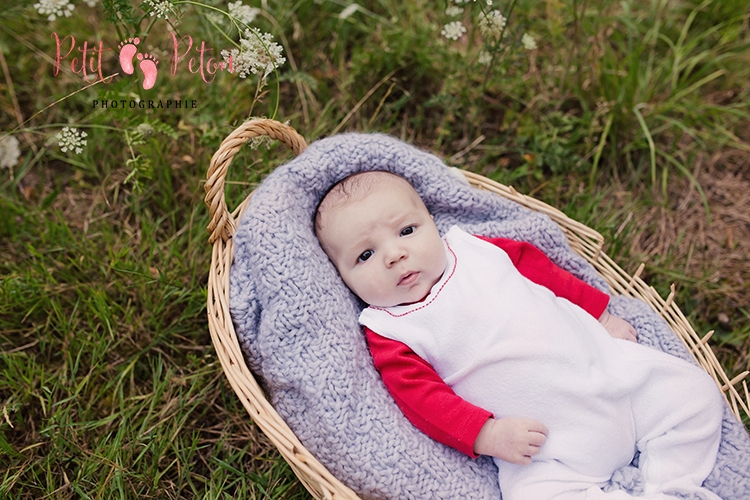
[318,182,446,307]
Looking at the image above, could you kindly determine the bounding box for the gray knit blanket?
[229,132,750,499]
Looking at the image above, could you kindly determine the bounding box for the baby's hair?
[314,170,411,235]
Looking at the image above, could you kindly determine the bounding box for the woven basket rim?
[204,118,750,500]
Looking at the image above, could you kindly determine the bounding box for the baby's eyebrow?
[385,212,408,225]
[348,235,373,254]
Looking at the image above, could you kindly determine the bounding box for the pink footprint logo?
[137,53,159,90]
[117,38,140,75]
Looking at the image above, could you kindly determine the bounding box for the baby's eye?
[358,250,374,262]
[400,226,415,236]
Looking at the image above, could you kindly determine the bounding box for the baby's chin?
[361,276,441,308]
[364,294,424,308]
[364,298,401,308]
[392,290,432,308]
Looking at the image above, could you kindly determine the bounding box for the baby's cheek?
[339,271,359,294]
[349,270,375,300]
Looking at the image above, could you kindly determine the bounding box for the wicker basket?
[204,118,750,500]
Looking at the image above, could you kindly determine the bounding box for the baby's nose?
[386,246,407,266]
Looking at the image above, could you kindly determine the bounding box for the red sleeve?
[475,235,610,319]
[365,327,492,457]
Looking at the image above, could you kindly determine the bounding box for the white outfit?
[360,226,724,500]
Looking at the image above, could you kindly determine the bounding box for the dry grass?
[627,148,750,374]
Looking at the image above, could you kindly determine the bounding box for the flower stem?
[481,0,518,93]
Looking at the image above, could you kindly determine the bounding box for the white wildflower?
[0,136,21,169]
[441,21,466,41]
[221,28,286,81]
[33,0,74,21]
[207,12,225,25]
[477,49,492,66]
[486,0,493,5]
[56,127,87,155]
[453,0,471,4]
[521,33,537,50]
[339,4,358,19]
[478,10,506,38]
[228,1,260,25]
[445,6,463,17]
[135,123,155,136]
[144,0,175,19]
[84,0,98,7]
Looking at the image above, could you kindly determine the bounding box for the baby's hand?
[599,310,638,342]
[473,417,548,466]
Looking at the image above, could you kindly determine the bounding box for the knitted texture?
[229,133,750,499]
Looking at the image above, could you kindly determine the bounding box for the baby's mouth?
[398,272,419,286]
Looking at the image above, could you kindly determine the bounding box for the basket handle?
[204,118,308,244]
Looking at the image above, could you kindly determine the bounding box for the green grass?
[2,0,749,497]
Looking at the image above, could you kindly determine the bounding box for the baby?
[314,170,725,500]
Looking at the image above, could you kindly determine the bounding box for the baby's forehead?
[344,171,414,195]
[321,171,420,211]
